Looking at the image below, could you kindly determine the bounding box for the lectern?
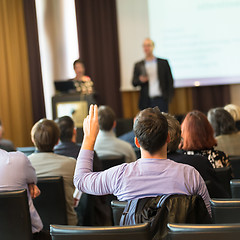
[52,93,96,128]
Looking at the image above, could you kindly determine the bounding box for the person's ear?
[166,133,171,144]
[135,137,140,148]
[112,120,117,129]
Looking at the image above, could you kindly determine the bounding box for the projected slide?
[148,0,240,87]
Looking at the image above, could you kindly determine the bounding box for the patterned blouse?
[182,148,230,169]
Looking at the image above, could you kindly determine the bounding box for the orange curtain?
[0,0,33,147]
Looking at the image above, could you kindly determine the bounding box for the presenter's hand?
[82,76,91,82]
[82,104,99,151]
[139,75,148,83]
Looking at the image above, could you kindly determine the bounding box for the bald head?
[143,38,155,57]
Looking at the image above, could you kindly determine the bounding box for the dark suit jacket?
[132,58,174,110]
[168,152,230,198]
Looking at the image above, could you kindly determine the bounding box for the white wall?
[116,0,150,91]
[35,0,79,119]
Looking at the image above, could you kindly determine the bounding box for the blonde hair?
[224,104,240,121]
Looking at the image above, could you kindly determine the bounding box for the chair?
[115,118,133,137]
[100,155,125,170]
[229,156,240,178]
[210,199,240,223]
[50,223,151,240]
[33,176,68,230]
[111,200,127,225]
[214,166,232,196]
[167,223,240,240]
[0,189,32,240]
[17,146,35,156]
[231,179,240,198]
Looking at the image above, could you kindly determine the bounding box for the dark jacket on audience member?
[54,141,102,171]
[119,130,135,149]
[0,139,15,152]
[168,152,230,198]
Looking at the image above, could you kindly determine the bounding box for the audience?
[0,120,15,152]
[224,104,240,130]
[74,105,211,215]
[179,110,230,169]
[164,113,229,198]
[0,148,51,240]
[208,107,240,156]
[28,119,78,226]
[94,106,136,163]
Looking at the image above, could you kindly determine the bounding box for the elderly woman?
[208,108,240,156]
[179,110,230,169]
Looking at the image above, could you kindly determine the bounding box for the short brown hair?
[163,113,181,153]
[98,106,116,131]
[180,110,217,151]
[31,119,60,152]
[73,59,84,69]
[134,107,168,154]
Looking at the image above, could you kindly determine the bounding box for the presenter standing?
[132,38,174,112]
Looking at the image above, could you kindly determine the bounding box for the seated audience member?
[74,105,211,215]
[118,114,139,150]
[0,149,51,240]
[0,120,15,152]
[28,119,78,225]
[208,108,240,156]
[54,116,101,170]
[179,110,230,168]
[94,106,136,163]
[224,104,240,131]
[164,113,229,198]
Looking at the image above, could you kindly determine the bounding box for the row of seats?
[2,181,240,239]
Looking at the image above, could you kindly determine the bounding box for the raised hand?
[82,104,99,150]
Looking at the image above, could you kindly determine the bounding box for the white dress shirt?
[145,58,162,98]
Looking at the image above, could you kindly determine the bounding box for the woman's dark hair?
[134,107,168,154]
[180,110,217,151]
[73,59,85,68]
[207,108,237,137]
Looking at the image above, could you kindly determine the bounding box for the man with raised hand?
[74,105,211,215]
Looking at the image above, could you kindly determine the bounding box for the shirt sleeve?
[23,154,37,184]
[74,149,126,196]
[192,168,212,216]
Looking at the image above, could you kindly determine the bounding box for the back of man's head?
[98,106,116,131]
[134,107,168,155]
[31,119,60,152]
[162,113,181,153]
[55,116,74,142]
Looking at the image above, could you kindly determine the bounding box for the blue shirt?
[0,149,43,233]
[74,150,211,215]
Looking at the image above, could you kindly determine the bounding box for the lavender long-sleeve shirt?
[74,150,211,215]
[0,149,43,233]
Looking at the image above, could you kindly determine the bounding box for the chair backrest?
[214,167,232,196]
[111,200,127,225]
[231,179,240,198]
[210,198,240,223]
[167,223,240,240]
[100,155,125,170]
[50,223,151,240]
[33,176,67,230]
[229,156,240,178]
[115,118,133,137]
[0,189,32,240]
[17,146,36,156]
